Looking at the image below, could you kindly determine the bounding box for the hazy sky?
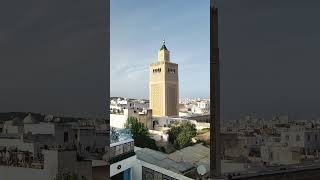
[110,0,210,99]
[0,0,108,118]
[218,0,320,120]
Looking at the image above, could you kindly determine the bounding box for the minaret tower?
[149,40,179,117]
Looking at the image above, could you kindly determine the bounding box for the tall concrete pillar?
[210,0,221,178]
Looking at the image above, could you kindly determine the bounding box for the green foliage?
[168,121,197,149]
[125,117,149,136]
[125,117,158,150]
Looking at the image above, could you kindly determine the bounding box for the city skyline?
[110,0,210,99]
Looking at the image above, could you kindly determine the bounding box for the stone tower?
[149,40,179,117]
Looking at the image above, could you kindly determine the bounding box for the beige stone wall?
[164,62,179,116]
[150,61,165,116]
[158,49,170,62]
[149,59,179,117]
[137,109,153,129]
[150,84,163,116]
[166,84,178,116]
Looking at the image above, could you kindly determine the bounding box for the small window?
[64,132,69,143]
[167,68,175,74]
[308,134,311,141]
[285,135,289,141]
[296,135,300,141]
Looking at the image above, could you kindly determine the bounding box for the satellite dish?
[197,165,207,176]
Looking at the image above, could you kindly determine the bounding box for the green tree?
[168,121,197,149]
[125,117,158,150]
[125,117,148,136]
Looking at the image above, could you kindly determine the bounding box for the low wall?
[231,166,320,180]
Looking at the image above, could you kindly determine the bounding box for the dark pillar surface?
[210,0,221,178]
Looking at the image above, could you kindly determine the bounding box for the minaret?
[149,40,179,117]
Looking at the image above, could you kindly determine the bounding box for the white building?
[110,108,152,129]
[0,113,109,180]
[261,143,300,165]
[280,124,320,155]
[0,150,92,180]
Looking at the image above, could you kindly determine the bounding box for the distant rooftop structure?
[23,113,39,124]
[136,148,194,174]
[168,143,209,169]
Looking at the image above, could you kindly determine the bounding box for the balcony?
[110,128,135,164]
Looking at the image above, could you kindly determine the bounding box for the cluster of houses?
[109,97,211,179]
[0,112,108,180]
[221,115,320,167]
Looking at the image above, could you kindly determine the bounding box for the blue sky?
[110,0,210,99]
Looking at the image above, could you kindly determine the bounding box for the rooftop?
[168,143,209,173]
[136,148,194,174]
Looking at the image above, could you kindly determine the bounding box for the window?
[285,135,289,141]
[308,134,311,141]
[296,135,300,141]
[167,68,176,74]
[64,132,69,143]
[142,167,154,180]
[123,168,131,180]
[316,134,318,141]
[153,68,162,74]
[142,167,177,180]
[154,172,162,180]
